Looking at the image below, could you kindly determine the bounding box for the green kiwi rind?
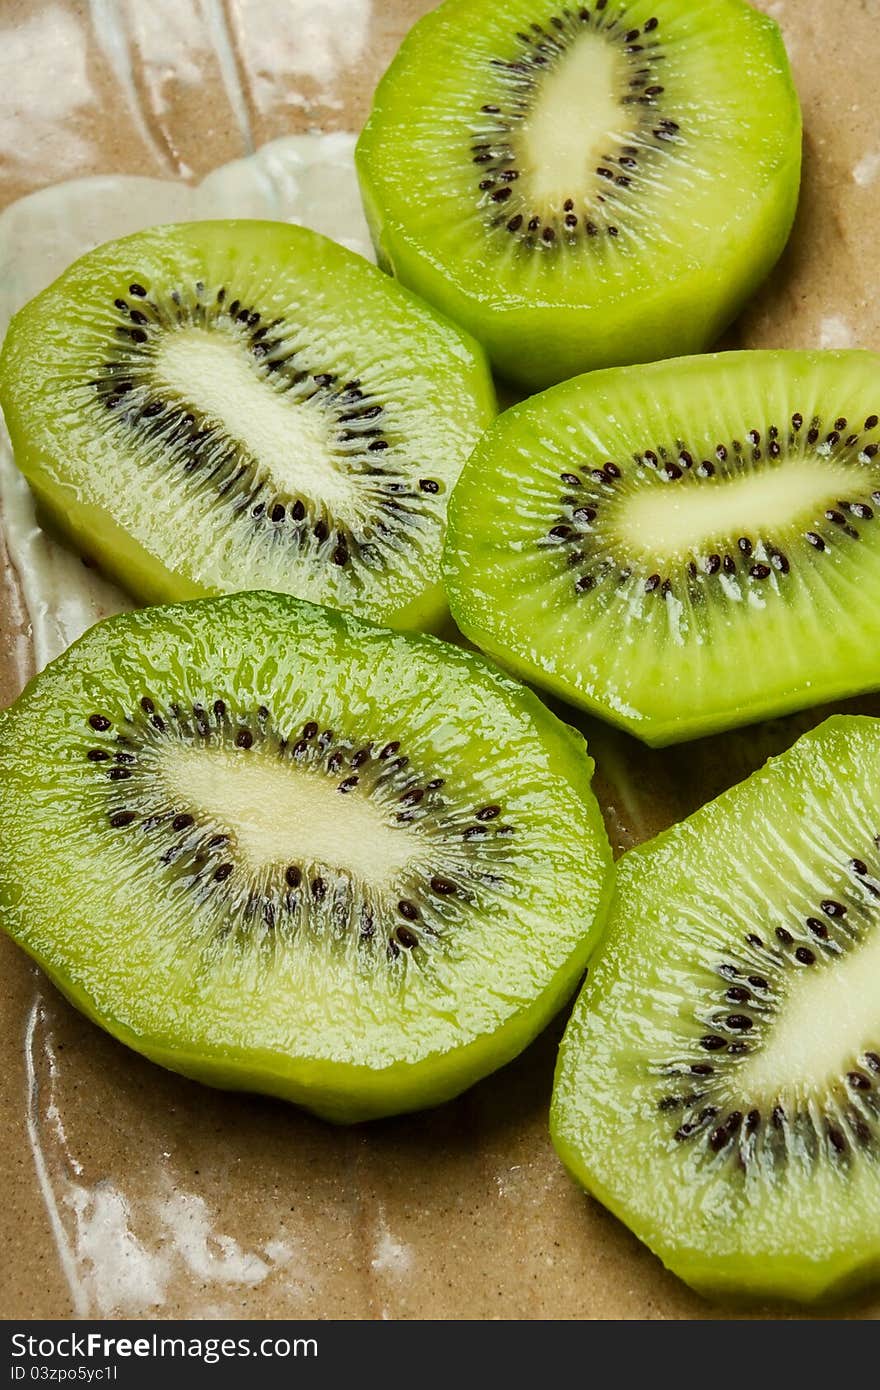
[0,592,613,1122]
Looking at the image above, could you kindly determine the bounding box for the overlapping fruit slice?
[445,351,880,744]
[0,593,612,1121]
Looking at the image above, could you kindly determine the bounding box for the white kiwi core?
[617,458,857,559]
[739,928,880,1099]
[156,328,358,519]
[521,31,627,210]
[161,744,417,886]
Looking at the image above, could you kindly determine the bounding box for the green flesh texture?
[356,0,801,389]
[444,351,880,746]
[552,716,880,1302]
[0,220,496,632]
[0,593,612,1122]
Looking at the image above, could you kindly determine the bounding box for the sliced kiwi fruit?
[356,0,801,390]
[0,220,496,631]
[444,351,880,747]
[0,592,612,1122]
[552,716,880,1302]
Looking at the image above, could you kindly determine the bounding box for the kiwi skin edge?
[30,473,452,635]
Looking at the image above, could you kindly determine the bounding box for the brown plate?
[1,0,879,1320]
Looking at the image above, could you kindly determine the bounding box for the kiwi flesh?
[356,0,802,390]
[0,592,612,1123]
[444,351,880,746]
[552,716,880,1302]
[0,220,496,632]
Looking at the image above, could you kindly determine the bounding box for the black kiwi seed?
[285,866,302,888]
[89,714,111,731]
[109,810,136,828]
[821,899,847,917]
[848,1071,871,1091]
[431,875,457,895]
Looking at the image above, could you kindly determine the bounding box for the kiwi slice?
[0,220,496,631]
[356,0,801,390]
[0,592,612,1122]
[552,716,880,1302]
[444,351,880,747]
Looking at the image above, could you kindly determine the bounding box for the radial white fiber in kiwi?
[445,350,880,745]
[0,220,497,633]
[357,0,802,388]
[552,716,880,1302]
[0,592,612,1122]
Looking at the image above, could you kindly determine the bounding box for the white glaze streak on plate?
[25,997,307,1317]
[0,133,372,674]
